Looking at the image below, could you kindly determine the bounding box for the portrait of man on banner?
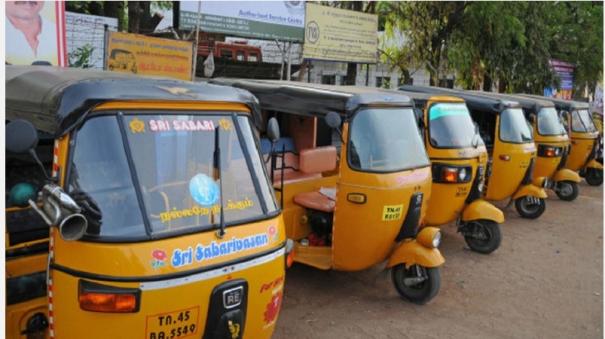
[5,1,66,66]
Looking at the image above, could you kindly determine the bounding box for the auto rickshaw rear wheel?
[585,168,603,186]
[462,220,501,254]
[555,180,579,201]
[391,264,440,305]
[514,196,546,219]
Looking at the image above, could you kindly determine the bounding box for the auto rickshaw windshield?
[500,108,533,143]
[572,109,598,133]
[428,102,481,148]
[537,107,566,136]
[68,113,278,239]
[348,107,430,172]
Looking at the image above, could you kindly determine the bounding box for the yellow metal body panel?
[586,159,603,170]
[331,124,433,271]
[553,168,581,183]
[532,131,569,180]
[386,238,445,269]
[461,199,504,223]
[512,184,548,200]
[423,96,489,226]
[291,243,332,270]
[424,150,488,226]
[6,101,286,339]
[278,122,436,272]
[6,297,48,339]
[52,251,285,338]
[566,135,598,171]
[485,116,537,200]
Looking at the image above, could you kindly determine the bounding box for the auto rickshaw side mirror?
[325,112,342,129]
[6,119,39,154]
[6,119,51,180]
[267,117,280,143]
[325,112,344,143]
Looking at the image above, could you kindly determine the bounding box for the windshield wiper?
[213,126,226,238]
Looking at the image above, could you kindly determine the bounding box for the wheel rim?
[468,221,492,242]
[589,169,602,182]
[558,182,573,197]
[401,265,428,290]
[519,196,542,214]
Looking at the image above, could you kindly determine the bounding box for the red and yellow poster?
[106,31,194,81]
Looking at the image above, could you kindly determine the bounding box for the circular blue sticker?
[189,174,220,206]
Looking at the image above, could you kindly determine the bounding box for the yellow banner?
[106,32,193,80]
[302,3,378,63]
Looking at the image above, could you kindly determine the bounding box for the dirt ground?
[274,182,603,339]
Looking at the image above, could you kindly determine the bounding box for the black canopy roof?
[397,90,468,110]
[516,94,590,112]
[209,78,414,118]
[6,65,262,136]
[399,85,521,114]
[465,91,554,116]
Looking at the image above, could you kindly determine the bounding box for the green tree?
[382,1,467,85]
[546,2,603,97]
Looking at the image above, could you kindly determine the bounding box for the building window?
[321,75,336,85]
[248,53,258,62]
[376,76,391,88]
[236,51,245,61]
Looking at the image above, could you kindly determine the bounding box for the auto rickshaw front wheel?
[514,196,546,219]
[555,180,579,201]
[462,220,501,254]
[585,168,603,186]
[391,264,440,305]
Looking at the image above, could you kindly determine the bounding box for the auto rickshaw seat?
[271,145,338,186]
[294,191,336,213]
[292,146,338,212]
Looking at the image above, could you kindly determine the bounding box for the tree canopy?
[382,1,603,97]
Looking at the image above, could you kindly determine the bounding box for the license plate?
[146,306,199,339]
[223,286,244,309]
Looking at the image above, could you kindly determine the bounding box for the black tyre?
[391,265,440,305]
[585,168,603,186]
[514,196,546,219]
[462,220,501,254]
[555,180,579,201]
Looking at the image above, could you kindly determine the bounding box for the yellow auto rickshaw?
[401,85,548,219]
[212,79,444,304]
[472,92,581,201]
[6,66,287,338]
[521,95,603,186]
[400,90,504,254]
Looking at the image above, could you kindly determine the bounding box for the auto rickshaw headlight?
[538,145,562,158]
[417,227,441,249]
[433,164,472,184]
[458,168,467,182]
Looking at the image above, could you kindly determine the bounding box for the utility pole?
[190,1,202,81]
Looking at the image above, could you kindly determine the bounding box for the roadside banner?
[179,1,305,41]
[105,31,194,81]
[5,1,67,66]
[66,12,117,69]
[302,3,378,63]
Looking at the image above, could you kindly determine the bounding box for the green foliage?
[69,44,95,68]
[381,1,603,96]
[382,1,467,85]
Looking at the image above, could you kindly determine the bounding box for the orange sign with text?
[106,31,193,80]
